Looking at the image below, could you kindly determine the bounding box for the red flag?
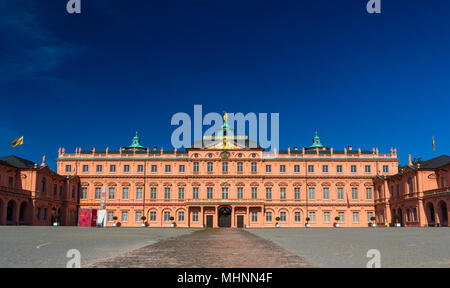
[346,191,351,208]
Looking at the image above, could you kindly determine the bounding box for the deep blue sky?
[1,0,449,170]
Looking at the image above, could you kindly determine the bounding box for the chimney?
[330,147,334,155]
[288,147,291,155]
[408,154,412,165]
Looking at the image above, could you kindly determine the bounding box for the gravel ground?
[246,227,450,268]
[0,226,196,268]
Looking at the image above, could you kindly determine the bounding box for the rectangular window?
[266,165,271,173]
[323,187,329,200]
[151,165,157,172]
[164,212,170,222]
[95,187,101,199]
[65,165,71,173]
[351,165,357,173]
[309,187,315,200]
[179,165,185,173]
[295,212,301,222]
[82,165,88,172]
[294,165,300,173]
[251,187,258,199]
[122,188,129,200]
[136,187,143,200]
[365,165,371,173]
[222,162,228,172]
[280,187,286,200]
[81,187,87,199]
[53,184,57,196]
[60,186,63,197]
[207,187,213,199]
[324,212,330,223]
[252,211,258,222]
[44,208,47,220]
[193,162,199,172]
[294,188,301,200]
[192,187,199,199]
[96,165,102,173]
[237,162,243,172]
[178,211,185,222]
[124,165,130,172]
[352,188,358,200]
[108,211,114,222]
[308,165,314,173]
[110,165,116,172]
[165,165,171,172]
[150,187,156,200]
[266,188,272,200]
[280,212,286,222]
[309,212,316,223]
[266,212,272,222]
[353,212,359,223]
[237,187,243,199]
[122,211,128,222]
[150,211,156,222]
[251,162,257,172]
[192,211,198,222]
[164,188,170,200]
[37,208,41,220]
[136,211,142,222]
[338,187,344,200]
[109,188,115,199]
[366,188,372,200]
[367,212,374,223]
[137,165,143,173]
[322,165,328,173]
[337,165,343,173]
[338,212,345,223]
[383,165,389,173]
[222,188,228,199]
[178,188,185,200]
[280,165,286,173]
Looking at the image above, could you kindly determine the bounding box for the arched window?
[41,178,46,193]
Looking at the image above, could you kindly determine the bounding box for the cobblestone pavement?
[86,228,314,268]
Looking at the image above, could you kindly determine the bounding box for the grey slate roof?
[416,155,450,169]
[0,156,36,169]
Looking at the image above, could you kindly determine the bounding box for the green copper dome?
[307,131,324,149]
[127,131,145,149]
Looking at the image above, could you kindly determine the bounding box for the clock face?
[221,151,230,159]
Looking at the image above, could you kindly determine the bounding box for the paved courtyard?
[247,228,450,268]
[0,226,196,268]
[0,226,448,268]
[87,228,313,268]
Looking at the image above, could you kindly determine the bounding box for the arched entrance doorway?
[19,202,28,225]
[397,208,403,226]
[438,201,448,227]
[426,203,435,227]
[218,207,231,227]
[0,199,3,225]
[6,200,17,225]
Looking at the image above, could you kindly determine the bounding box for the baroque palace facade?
[56,122,401,228]
[0,156,79,226]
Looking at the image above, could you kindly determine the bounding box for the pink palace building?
[56,118,403,228]
[0,156,79,226]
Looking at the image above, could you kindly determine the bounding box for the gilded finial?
[223,111,227,123]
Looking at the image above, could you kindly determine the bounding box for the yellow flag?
[11,136,23,147]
